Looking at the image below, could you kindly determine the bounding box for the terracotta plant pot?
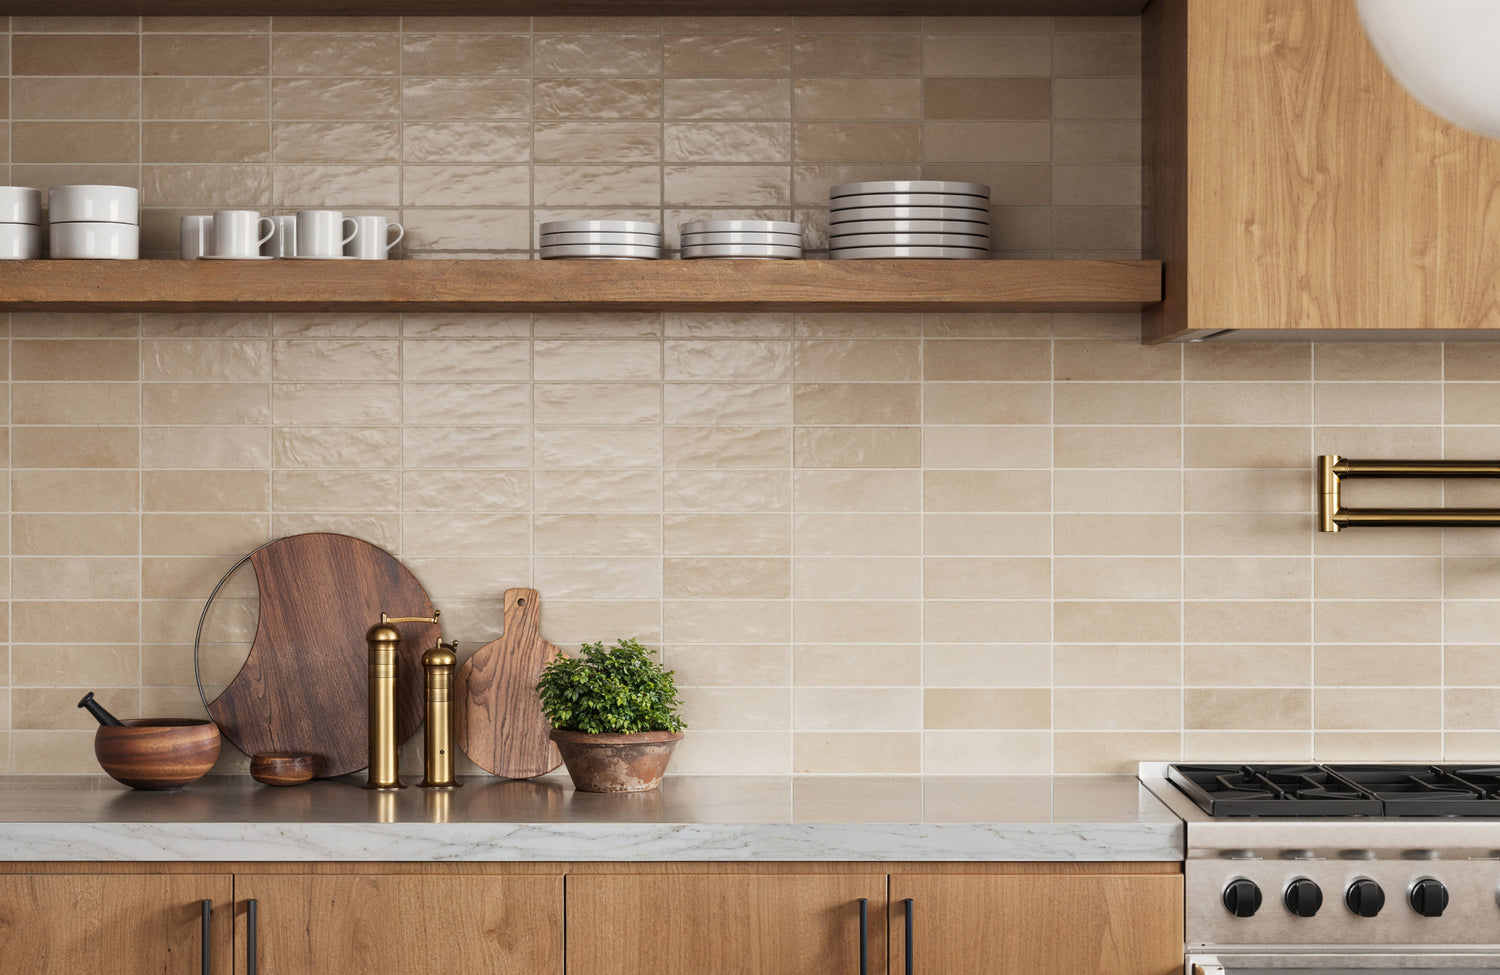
[549,729,683,793]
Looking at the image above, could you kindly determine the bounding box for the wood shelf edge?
[0,258,1162,313]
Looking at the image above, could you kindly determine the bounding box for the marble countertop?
[0,774,1183,862]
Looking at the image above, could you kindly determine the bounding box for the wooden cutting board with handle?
[455,588,563,779]
[205,532,440,779]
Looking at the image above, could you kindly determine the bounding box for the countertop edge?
[0,821,1185,862]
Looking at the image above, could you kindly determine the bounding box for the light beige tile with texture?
[536,427,662,470]
[1184,599,1310,644]
[922,121,1050,164]
[533,469,663,513]
[924,557,1049,599]
[661,34,790,77]
[665,599,790,644]
[1314,382,1442,426]
[1183,556,1309,600]
[401,77,531,119]
[1054,599,1180,643]
[1054,469,1179,512]
[271,33,398,75]
[1315,688,1442,731]
[536,383,660,425]
[663,469,790,513]
[1314,599,1441,645]
[924,731,1050,774]
[921,33,1049,76]
[1053,426,1178,469]
[13,34,141,75]
[923,688,1049,730]
[796,732,921,774]
[1053,556,1179,599]
[665,426,788,469]
[663,557,789,599]
[1054,644,1180,687]
[12,471,139,513]
[14,384,140,425]
[13,557,140,600]
[663,514,789,557]
[793,556,919,600]
[12,427,139,469]
[1056,732,1181,774]
[401,32,531,76]
[143,77,268,119]
[794,644,918,687]
[924,382,1050,425]
[663,165,791,207]
[665,78,790,119]
[1055,688,1180,731]
[794,688,920,731]
[794,599,921,644]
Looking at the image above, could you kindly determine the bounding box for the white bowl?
[48,185,139,225]
[0,223,43,259]
[49,221,139,259]
[0,187,43,225]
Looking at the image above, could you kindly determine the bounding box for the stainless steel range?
[1140,762,1500,973]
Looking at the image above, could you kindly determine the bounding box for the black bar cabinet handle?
[246,899,258,975]
[199,899,211,975]
[857,897,868,975]
[900,894,912,972]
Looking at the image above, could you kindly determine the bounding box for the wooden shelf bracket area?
[0,259,1162,314]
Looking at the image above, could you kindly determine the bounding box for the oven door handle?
[1187,957,1225,975]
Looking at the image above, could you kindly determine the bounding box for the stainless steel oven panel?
[1188,858,1500,947]
[1188,952,1500,972]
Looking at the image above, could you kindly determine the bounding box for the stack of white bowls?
[539,220,661,259]
[680,220,802,259]
[49,185,139,260]
[828,180,991,260]
[0,187,43,259]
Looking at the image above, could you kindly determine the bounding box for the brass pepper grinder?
[419,638,462,790]
[364,610,440,791]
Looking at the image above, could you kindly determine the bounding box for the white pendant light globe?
[1357,0,1500,139]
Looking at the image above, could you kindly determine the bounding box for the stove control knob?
[1222,878,1262,917]
[1346,878,1386,917]
[1283,878,1323,917]
[1409,878,1449,917]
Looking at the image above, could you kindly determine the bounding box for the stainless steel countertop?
[0,774,1184,862]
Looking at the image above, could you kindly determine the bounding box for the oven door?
[1189,953,1500,973]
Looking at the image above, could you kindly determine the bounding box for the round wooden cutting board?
[454,588,563,779]
[205,533,440,778]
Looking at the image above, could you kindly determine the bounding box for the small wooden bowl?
[250,752,319,786]
[94,719,221,791]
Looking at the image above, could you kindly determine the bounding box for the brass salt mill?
[364,609,440,791]
[419,637,462,790]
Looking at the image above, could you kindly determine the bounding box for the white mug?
[296,209,358,259]
[264,215,297,258]
[180,215,212,260]
[212,209,274,259]
[346,216,404,260]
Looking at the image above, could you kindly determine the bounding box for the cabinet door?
[568,873,886,975]
[0,873,233,974]
[890,871,1182,975]
[234,873,562,975]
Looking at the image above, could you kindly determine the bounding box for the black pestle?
[77,691,124,727]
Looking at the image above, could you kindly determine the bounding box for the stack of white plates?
[828,181,990,260]
[539,220,662,260]
[680,220,802,260]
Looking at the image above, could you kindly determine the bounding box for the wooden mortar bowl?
[94,719,221,791]
[250,752,319,786]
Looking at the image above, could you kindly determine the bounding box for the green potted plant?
[535,638,686,793]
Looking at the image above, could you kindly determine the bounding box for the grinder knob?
[1346,878,1385,917]
[1222,878,1262,917]
[1283,878,1323,917]
[1410,878,1448,917]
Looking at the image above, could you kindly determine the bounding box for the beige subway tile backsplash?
[0,15,1492,777]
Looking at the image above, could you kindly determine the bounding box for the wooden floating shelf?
[0,1,1147,17]
[0,259,1161,314]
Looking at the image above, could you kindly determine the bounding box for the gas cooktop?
[1169,763,1500,817]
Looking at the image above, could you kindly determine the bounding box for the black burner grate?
[1167,763,1500,817]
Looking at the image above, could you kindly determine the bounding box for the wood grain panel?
[1142,0,1189,343]
[0,0,1148,16]
[890,872,1182,975]
[568,873,887,975]
[0,874,232,974]
[234,874,563,975]
[0,260,1161,313]
[1173,0,1500,339]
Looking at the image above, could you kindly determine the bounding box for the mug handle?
[256,217,276,248]
[385,221,405,252]
[340,217,359,247]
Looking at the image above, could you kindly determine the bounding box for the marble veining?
[0,774,1183,862]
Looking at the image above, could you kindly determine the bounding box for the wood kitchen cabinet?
[1145,0,1500,342]
[890,865,1183,975]
[567,871,886,975]
[234,873,563,975]
[0,872,233,974]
